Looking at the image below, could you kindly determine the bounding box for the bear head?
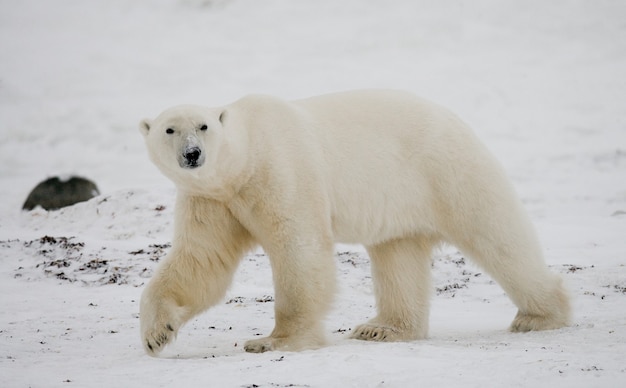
[139,105,243,196]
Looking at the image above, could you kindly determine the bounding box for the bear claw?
[244,339,274,353]
[351,323,402,342]
[144,324,176,355]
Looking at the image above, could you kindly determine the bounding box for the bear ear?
[219,110,227,125]
[139,119,152,136]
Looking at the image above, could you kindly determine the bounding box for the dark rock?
[22,176,100,211]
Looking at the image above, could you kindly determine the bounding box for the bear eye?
[166,128,174,134]
[200,124,208,131]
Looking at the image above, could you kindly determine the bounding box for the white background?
[1,0,625,387]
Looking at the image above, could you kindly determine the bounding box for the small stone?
[22,176,100,211]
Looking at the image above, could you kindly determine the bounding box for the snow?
[1,0,625,386]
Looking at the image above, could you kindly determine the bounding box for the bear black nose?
[184,147,201,164]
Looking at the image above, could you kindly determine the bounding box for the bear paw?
[243,333,326,353]
[509,310,569,333]
[351,320,427,342]
[244,337,278,353]
[351,323,403,342]
[140,296,187,356]
[143,322,177,355]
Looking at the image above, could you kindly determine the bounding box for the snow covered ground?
[1,0,625,386]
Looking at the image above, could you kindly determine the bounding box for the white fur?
[138,90,570,355]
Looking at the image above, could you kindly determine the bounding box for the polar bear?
[138,90,570,355]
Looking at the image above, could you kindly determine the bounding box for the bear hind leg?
[351,236,436,342]
[507,273,571,332]
[453,229,571,333]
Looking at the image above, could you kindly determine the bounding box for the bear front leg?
[140,194,254,356]
[140,271,190,355]
[352,237,436,343]
[243,238,337,353]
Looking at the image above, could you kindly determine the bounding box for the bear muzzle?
[180,146,204,169]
